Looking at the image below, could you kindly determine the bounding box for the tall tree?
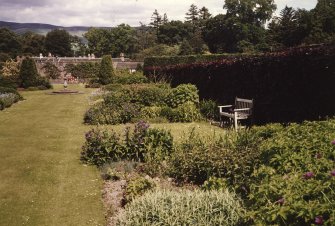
[84,28,112,57]
[158,20,193,45]
[199,7,211,21]
[0,28,22,58]
[110,24,138,57]
[45,29,72,56]
[185,4,199,26]
[307,0,335,43]
[223,0,276,26]
[21,31,45,56]
[150,9,162,37]
[136,22,157,51]
[162,13,169,24]
[267,6,312,48]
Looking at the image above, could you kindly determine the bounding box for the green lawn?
[0,84,104,226]
[0,84,226,226]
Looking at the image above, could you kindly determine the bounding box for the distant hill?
[0,21,110,37]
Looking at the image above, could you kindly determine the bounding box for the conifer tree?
[185,4,199,26]
[98,55,115,85]
[19,57,39,88]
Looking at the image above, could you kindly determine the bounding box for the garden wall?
[144,45,335,124]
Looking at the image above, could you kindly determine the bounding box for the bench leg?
[234,113,238,132]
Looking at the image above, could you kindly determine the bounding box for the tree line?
[0,0,334,64]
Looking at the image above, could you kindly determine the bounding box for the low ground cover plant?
[116,189,246,226]
[0,86,23,110]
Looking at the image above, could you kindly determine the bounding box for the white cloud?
[0,0,317,27]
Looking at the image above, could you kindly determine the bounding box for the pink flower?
[315,216,324,225]
[303,172,314,180]
[332,140,335,145]
[331,170,335,177]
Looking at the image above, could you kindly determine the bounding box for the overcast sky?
[0,0,317,27]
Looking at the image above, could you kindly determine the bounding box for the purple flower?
[315,216,324,225]
[303,172,314,180]
[331,170,335,177]
[276,198,284,205]
[332,140,335,145]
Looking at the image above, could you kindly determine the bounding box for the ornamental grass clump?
[116,189,245,226]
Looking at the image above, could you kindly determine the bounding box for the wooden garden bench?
[218,97,254,131]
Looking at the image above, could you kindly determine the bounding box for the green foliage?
[65,62,99,79]
[165,84,199,108]
[163,102,202,122]
[140,106,162,119]
[42,62,60,79]
[0,92,21,110]
[0,28,22,58]
[248,120,335,225]
[81,128,123,166]
[19,57,37,88]
[86,83,170,125]
[166,129,262,187]
[201,177,227,191]
[136,44,179,61]
[98,55,115,85]
[81,122,173,168]
[84,25,138,57]
[125,177,155,202]
[144,54,234,69]
[45,29,72,56]
[179,39,193,55]
[116,189,245,226]
[200,99,220,121]
[21,31,46,56]
[114,72,148,84]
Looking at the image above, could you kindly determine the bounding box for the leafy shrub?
[201,177,227,191]
[81,122,173,168]
[114,72,148,84]
[19,57,50,89]
[98,55,115,85]
[200,99,220,121]
[124,121,173,163]
[85,83,101,88]
[140,106,162,119]
[116,189,245,226]
[166,129,262,188]
[125,177,155,202]
[136,85,167,106]
[81,128,123,166]
[165,84,199,108]
[0,93,21,110]
[170,101,202,122]
[248,120,335,225]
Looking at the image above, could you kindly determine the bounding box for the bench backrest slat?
[235,97,253,115]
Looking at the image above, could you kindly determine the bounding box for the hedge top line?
[143,44,335,71]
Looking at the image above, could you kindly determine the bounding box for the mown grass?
[0,84,104,226]
[0,84,226,226]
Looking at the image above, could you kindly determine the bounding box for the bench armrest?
[218,105,233,112]
[234,108,251,112]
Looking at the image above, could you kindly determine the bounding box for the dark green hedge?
[144,45,335,124]
[143,54,244,69]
